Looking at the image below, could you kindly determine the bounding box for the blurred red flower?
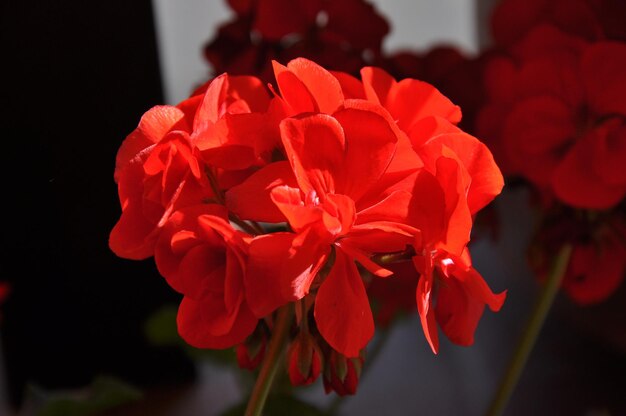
[204,0,389,82]
[478,26,626,209]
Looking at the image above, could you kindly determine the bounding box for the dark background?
[1,0,194,408]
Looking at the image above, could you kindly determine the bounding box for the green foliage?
[33,376,141,416]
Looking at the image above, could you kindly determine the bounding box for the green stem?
[486,244,573,416]
[244,304,294,416]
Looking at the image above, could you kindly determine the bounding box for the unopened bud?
[288,332,323,386]
[323,349,364,396]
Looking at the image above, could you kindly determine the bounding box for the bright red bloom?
[413,247,506,353]
[229,102,414,357]
[109,74,274,259]
[478,26,626,209]
[226,58,505,357]
[154,204,257,349]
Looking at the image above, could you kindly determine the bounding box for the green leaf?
[33,376,141,416]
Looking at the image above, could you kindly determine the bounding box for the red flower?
[0,282,9,322]
[203,0,389,82]
[109,74,274,259]
[491,0,626,47]
[413,247,506,353]
[226,58,505,356]
[529,208,626,305]
[154,204,257,349]
[478,26,626,209]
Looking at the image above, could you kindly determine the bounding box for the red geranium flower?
[478,25,626,209]
[491,0,626,47]
[109,74,275,259]
[204,0,389,82]
[154,204,257,348]
[226,58,505,356]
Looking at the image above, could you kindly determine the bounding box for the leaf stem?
[244,304,294,416]
[486,244,572,416]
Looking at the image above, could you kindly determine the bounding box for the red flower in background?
[478,0,626,306]
[491,0,626,46]
[478,26,626,209]
[530,208,626,305]
[204,0,389,82]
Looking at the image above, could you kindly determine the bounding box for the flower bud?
[323,349,364,396]
[288,332,323,386]
[236,323,268,371]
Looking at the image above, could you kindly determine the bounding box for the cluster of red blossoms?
[109,58,505,394]
[205,0,389,83]
[477,0,626,304]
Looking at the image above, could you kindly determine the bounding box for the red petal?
[330,71,365,99]
[434,277,485,347]
[280,114,345,197]
[592,120,626,185]
[435,157,472,256]
[414,257,439,354]
[272,60,318,114]
[228,75,271,112]
[246,232,329,317]
[552,129,626,209]
[225,161,297,223]
[449,259,506,313]
[582,42,626,116]
[360,66,395,105]
[109,158,161,260]
[286,58,345,114]
[194,74,228,129]
[115,106,185,181]
[177,295,257,349]
[315,249,374,357]
[408,116,460,149]
[564,242,626,305]
[337,241,393,278]
[423,131,504,214]
[271,185,323,232]
[332,101,399,202]
[361,67,461,130]
[503,96,575,186]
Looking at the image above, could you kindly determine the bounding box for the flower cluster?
[204,0,389,82]
[477,0,626,304]
[110,58,505,393]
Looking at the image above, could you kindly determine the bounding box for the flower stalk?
[486,244,573,416]
[244,304,294,416]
